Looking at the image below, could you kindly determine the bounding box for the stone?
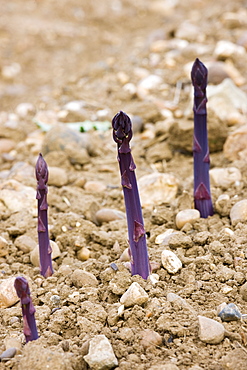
[230,200,247,226]
[224,125,247,161]
[138,173,179,208]
[175,209,200,229]
[16,103,35,118]
[48,167,68,187]
[0,139,15,153]
[84,335,118,370]
[0,347,16,361]
[215,194,231,217]
[95,208,126,224]
[137,74,163,98]
[2,63,21,80]
[0,277,19,308]
[0,236,8,257]
[120,282,148,307]
[70,269,98,288]
[214,40,245,59]
[42,125,90,165]
[198,315,225,344]
[209,167,241,189]
[145,141,172,163]
[161,250,182,274]
[7,162,35,185]
[30,241,61,267]
[15,235,36,253]
[0,179,37,215]
[155,229,179,245]
[84,181,106,193]
[140,329,162,349]
[77,247,90,261]
[175,21,200,41]
[207,79,247,124]
[218,303,242,322]
[240,282,247,301]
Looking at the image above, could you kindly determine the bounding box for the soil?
[1,0,247,369]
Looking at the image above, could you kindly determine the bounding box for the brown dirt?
[1,0,247,369]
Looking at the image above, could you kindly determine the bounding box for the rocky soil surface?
[1,0,247,369]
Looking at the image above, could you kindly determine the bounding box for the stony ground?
[1,0,247,369]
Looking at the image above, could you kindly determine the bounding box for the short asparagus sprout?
[112,111,150,279]
[35,153,53,277]
[14,277,38,343]
[191,58,214,218]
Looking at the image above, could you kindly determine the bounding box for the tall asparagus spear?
[112,111,150,279]
[35,153,53,277]
[191,58,214,218]
[14,277,38,343]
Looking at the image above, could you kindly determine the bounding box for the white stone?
[210,167,241,188]
[2,63,21,80]
[155,229,177,245]
[207,79,247,122]
[138,74,163,91]
[30,240,61,267]
[161,250,182,274]
[230,199,247,226]
[198,315,225,344]
[120,282,148,307]
[63,100,85,112]
[0,180,37,216]
[215,194,231,216]
[48,167,68,187]
[0,277,19,308]
[84,335,118,370]
[15,103,35,118]
[214,40,245,59]
[138,173,179,208]
[175,209,200,229]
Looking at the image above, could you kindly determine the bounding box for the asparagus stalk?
[35,153,53,277]
[112,111,150,279]
[14,277,38,343]
[191,58,214,218]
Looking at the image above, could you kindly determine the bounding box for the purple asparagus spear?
[14,277,38,343]
[112,111,150,279]
[191,58,214,218]
[35,153,53,277]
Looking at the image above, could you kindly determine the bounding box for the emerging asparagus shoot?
[191,58,214,218]
[14,277,38,343]
[35,153,53,277]
[112,111,150,279]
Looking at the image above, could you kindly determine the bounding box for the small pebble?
[84,181,106,193]
[198,315,225,344]
[138,173,179,208]
[15,235,36,253]
[77,247,90,261]
[218,303,242,322]
[161,250,182,274]
[70,269,98,288]
[215,194,231,217]
[16,103,35,118]
[95,208,126,224]
[48,167,68,187]
[155,229,178,245]
[30,240,61,267]
[175,209,200,229]
[140,329,162,349]
[230,199,247,226]
[84,335,118,370]
[209,167,241,189]
[214,40,245,59]
[120,282,148,307]
[50,295,61,307]
[0,347,16,361]
[0,277,19,308]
